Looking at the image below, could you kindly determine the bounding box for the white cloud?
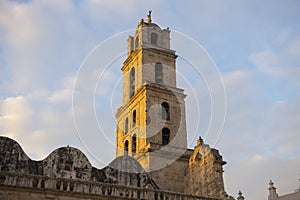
[48,89,72,103]
[0,96,33,137]
[222,69,256,95]
[48,75,75,103]
[249,35,300,79]
[287,36,300,57]
[249,50,281,75]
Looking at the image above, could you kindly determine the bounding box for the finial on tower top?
[146,10,152,23]
[269,180,275,188]
[197,136,204,146]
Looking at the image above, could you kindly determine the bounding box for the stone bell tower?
[115,12,188,171]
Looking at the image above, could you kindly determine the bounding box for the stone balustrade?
[0,172,220,200]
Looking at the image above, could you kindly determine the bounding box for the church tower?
[115,12,188,171]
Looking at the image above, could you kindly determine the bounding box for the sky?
[0,0,300,199]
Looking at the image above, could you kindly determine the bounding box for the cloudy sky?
[0,0,300,199]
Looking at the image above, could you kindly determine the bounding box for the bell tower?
[115,12,187,171]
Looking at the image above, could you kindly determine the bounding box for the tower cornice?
[122,48,177,72]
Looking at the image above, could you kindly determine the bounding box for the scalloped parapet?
[43,146,93,180]
[0,136,156,190]
[0,136,32,174]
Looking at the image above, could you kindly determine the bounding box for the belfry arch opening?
[132,134,137,154]
[132,110,136,127]
[162,128,170,145]
[124,140,129,156]
[162,102,170,121]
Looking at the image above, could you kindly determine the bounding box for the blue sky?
[1,0,300,199]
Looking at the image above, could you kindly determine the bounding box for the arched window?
[135,36,139,49]
[155,63,163,83]
[151,32,158,45]
[132,134,136,154]
[162,102,170,121]
[132,110,136,127]
[125,117,128,134]
[162,128,170,145]
[130,68,135,97]
[124,140,129,156]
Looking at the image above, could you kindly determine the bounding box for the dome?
[144,22,161,29]
[102,156,158,189]
[107,156,144,173]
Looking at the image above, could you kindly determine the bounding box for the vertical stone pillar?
[4,175,9,184]
[67,181,70,191]
[37,178,42,188]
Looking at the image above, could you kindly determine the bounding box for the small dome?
[108,156,144,173]
[145,22,161,29]
[103,156,159,189]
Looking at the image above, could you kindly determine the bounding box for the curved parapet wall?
[0,136,31,174]
[43,146,93,180]
[0,136,156,189]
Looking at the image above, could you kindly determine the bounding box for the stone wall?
[148,149,193,193]
[0,136,233,200]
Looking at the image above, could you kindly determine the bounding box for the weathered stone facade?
[185,138,230,199]
[0,136,222,200]
[0,13,236,200]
